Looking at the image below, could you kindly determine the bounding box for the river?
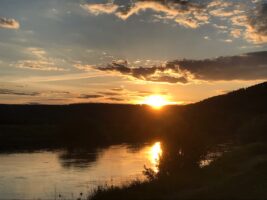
[0,142,162,199]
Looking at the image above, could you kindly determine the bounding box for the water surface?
[0,142,161,199]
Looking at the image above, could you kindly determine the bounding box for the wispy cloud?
[110,87,125,92]
[106,97,125,102]
[15,60,66,71]
[98,91,121,96]
[74,63,95,71]
[13,47,67,71]
[9,72,107,83]
[0,88,40,96]
[81,3,118,15]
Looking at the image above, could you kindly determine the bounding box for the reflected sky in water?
[0,142,162,199]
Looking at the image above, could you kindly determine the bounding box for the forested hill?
[0,82,266,149]
[179,81,267,145]
[193,81,267,113]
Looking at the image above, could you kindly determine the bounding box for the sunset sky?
[0,0,266,104]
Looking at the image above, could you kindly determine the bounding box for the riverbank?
[89,142,267,200]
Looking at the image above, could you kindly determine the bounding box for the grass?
[89,143,267,200]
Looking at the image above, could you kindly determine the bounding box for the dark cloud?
[45,98,69,102]
[0,89,40,96]
[97,59,189,84]
[174,51,267,81]
[106,97,125,101]
[0,88,74,99]
[0,17,20,29]
[44,91,70,95]
[96,51,267,83]
[79,92,124,101]
[79,94,103,99]
[27,102,42,105]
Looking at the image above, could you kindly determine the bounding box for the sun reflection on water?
[149,142,162,172]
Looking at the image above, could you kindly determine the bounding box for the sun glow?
[143,95,168,109]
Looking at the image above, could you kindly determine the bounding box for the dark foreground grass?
[89,143,267,200]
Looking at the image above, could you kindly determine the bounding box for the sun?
[143,95,168,109]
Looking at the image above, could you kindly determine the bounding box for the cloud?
[147,75,188,83]
[81,3,118,15]
[227,2,267,44]
[221,39,233,43]
[74,63,95,71]
[0,88,40,96]
[213,24,228,30]
[78,94,103,99]
[106,97,125,101]
[15,60,66,71]
[96,59,191,84]
[96,51,267,83]
[14,47,67,71]
[98,91,120,96]
[81,0,267,44]
[0,17,20,29]
[245,2,267,43]
[79,91,125,101]
[82,0,209,28]
[231,29,242,38]
[207,1,267,44]
[0,88,74,99]
[171,51,267,81]
[110,87,124,92]
[209,1,243,17]
[27,47,46,58]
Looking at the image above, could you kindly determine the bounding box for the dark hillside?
[0,82,266,150]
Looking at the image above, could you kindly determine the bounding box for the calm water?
[0,142,162,199]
